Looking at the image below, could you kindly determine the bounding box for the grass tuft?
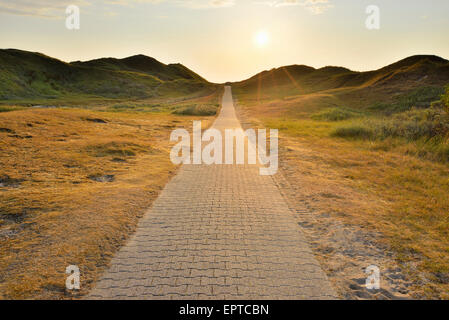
[85,141,149,158]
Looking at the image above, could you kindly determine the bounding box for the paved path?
[88,86,337,299]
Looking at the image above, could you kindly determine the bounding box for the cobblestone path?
[88,86,337,299]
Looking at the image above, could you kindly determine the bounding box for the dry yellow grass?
[0,104,216,299]
[235,96,449,299]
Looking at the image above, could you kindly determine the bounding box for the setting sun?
[254,31,269,47]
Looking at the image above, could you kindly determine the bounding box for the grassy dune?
[0,89,221,299]
[233,59,449,298]
[0,49,216,104]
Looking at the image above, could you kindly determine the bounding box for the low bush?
[172,104,219,116]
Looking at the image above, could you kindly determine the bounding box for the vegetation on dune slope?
[0,49,215,103]
[233,55,449,108]
[71,54,206,82]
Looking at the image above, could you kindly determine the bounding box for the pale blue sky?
[1,0,448,82]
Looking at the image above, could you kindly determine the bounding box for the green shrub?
[331,124,373,139]
[172,104,219,116]
[311,107,360,121]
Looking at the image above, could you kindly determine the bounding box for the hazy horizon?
[1,0,448,83]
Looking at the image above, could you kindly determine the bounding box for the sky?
[1,0,448,83]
